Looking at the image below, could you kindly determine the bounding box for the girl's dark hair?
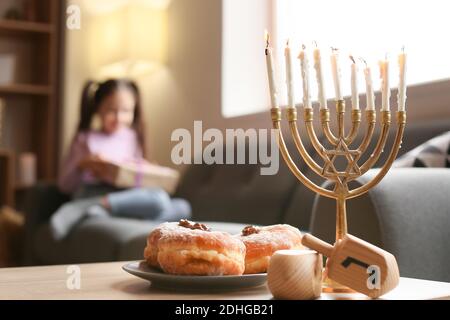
[77,79,146,158]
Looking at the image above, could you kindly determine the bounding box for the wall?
[62,0,450,170]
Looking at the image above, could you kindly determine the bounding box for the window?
[275,0,450,107]
[222,0,450,117]
[221,0,273,118]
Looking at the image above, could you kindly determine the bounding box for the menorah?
[271,101,406,241]
[265,39,407,245]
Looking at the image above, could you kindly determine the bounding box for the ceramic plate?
[123,261,267,291]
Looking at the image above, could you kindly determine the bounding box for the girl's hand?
[78,154,101,172]
[79,155,119,184]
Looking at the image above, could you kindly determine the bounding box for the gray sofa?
[22,118,450,282]
[311,168,450,282]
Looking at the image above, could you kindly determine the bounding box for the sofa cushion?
[394,131,450,168]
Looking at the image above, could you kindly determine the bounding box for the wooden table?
[0,261,449,300]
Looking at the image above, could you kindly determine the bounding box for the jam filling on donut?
[178,219,211,231]
[241,225,260,236]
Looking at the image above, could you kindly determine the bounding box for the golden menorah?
[264,32,408,252]
[271,102,406,242]
[264,35,407,293]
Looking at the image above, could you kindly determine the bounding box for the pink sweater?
[58,127,143,194]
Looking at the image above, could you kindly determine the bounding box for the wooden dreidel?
[267,250,323,300]
[302,234,400,298]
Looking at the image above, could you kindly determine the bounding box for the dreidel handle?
[302,234,334,257]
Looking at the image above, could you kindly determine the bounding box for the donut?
[238,224,303,274]
[144,219,246,276]
[144,221,179,269]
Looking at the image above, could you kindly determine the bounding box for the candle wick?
[331,47,338,52]
[286,39,290,47]
[349,55,356,64]
[302,43,306,50]
[359,57,367,66]
[401,45,405,53]
[313,40,317,48]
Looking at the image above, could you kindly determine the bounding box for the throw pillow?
[393,131,450,168]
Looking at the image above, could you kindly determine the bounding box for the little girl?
[51,79,190,239]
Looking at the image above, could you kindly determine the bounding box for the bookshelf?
[0,19,54,35]
[0,83,52,96]
[0,0,62,207]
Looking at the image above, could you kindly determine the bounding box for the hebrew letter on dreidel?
[302,233,400,298]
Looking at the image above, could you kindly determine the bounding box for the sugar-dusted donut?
[144,219,246,276]
[239,224,303,274]
[143,221,179,269]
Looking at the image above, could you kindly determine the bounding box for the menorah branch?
[355,110,376,155]
[271,108,336,199]
[320,109,338,146]
[286,108,327,178]
[304,109,329,158]
[344,109,362,145]
[336,100,346,139]
[348,111,406,199]
[354,111,391,178]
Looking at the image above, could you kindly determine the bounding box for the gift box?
[113,160,180,194]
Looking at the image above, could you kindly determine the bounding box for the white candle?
[285,40,295,109]
[363,63,375,110]
[398,49,407,111]
[350,56,359,110]
[313,46,327,109]
[330,48,343,100]
[298,45,312,109]
[379,58,390,111]
[265,32,279,109]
